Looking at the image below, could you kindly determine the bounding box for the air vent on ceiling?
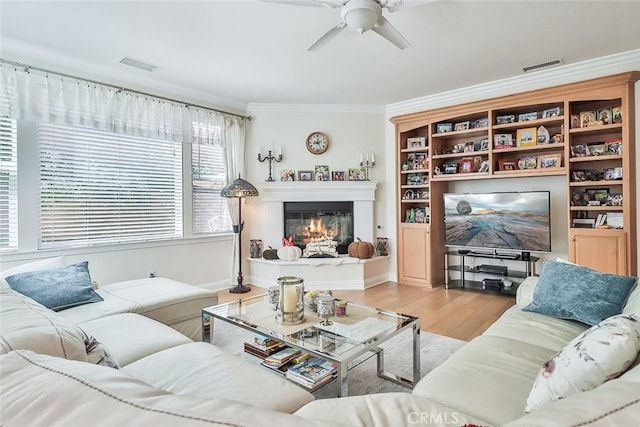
[522,58,564,73]
[119,57,159,72]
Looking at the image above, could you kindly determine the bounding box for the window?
[38,123,182,249]
[0,116,17,251]
[192,130,232,234]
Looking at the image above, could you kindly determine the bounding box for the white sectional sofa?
[2,257,639,427]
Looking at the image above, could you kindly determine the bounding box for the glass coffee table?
[202,295,420,397]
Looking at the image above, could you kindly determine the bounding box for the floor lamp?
[221,175,259,293]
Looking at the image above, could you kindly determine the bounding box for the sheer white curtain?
[0,65,183,141]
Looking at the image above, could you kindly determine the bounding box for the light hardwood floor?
[218,282,515,342]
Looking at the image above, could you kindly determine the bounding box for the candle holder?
[359,157,376,181]
[316,295,335,326]
[257,150,283,182]
[276,276,304,325]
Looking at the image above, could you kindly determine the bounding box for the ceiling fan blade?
[260,0,342,8]
[371,15,410,49]
[307,23,346,51]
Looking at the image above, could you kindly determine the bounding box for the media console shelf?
[444,251,539,296]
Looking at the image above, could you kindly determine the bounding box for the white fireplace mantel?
[256,181,378,250]
[249,181,381,290]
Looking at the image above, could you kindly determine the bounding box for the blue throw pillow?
[5,261,103,311]
[523,261,637,326]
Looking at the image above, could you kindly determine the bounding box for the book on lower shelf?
[244,341,286,359]
[262,347,301,368]
[285,357,337,388]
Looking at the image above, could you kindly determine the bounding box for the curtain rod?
[0,58,251,121]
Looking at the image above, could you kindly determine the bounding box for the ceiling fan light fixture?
[340,0,382,34]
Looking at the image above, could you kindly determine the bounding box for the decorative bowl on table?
[303,290,332,313]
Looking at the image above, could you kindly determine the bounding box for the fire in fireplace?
[283,201,353,254]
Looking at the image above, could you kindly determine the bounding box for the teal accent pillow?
[5,261,103,311]
[523,261,637,326]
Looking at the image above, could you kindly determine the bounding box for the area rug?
[210,320,466,399]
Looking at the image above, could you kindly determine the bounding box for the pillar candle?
[283,285,297,313]
[360,152,363,163]
[371,152,375,163]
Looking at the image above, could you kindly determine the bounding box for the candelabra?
[257,150,283,182]
[359,153,376,181]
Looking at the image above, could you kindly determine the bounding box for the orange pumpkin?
[348,238,375,259]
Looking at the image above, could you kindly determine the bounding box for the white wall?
[242,108,394,281]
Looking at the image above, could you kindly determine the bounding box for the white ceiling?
[2,0,640,110]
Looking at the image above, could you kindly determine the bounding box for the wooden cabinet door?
[569,230,627,275]
[398,225,431,286]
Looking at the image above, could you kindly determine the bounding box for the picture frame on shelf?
[580,111,597,127]
[496,114,515,125]
[454,121,470,131]
[612,106,622,123]
[475,138,489,151]
[420,190,430,199]
[587,143,605,156]
[463,141,475,153]
[314,165,330,181]
[348,167,366,181]
[518,112,538,122]
[473,118,489,128]
[516,127,537,147]
[498,159,518,171]
[331,171,345,181]
[570,115,580,129]
[605,138,622,155]
[281,169,295,181]
[436,123,453,133]
[518,156,537,170]
[298,170,314,181]
[402,189,415,200]
[571,170,586,182]
[407,137,426,148]
[597,107,612,125]
[537,153,561,169]
[459,157,474,173]
[493,133,513,149]
[542,107,561,118]
[570,144,590,157]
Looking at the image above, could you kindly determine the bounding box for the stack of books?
[260,347,302,374]
[244,335,286,359]
[285,357,337,389]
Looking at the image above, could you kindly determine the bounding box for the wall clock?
[306,132,329,155]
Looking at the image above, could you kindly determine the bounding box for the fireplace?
[283,201,353,254]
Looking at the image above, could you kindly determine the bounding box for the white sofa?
[295,276,640,426]
[2,257,639,426]
[0,258,317,425]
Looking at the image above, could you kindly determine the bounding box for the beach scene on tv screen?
[444,192,551,252]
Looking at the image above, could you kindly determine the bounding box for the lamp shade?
[221,175,259,198]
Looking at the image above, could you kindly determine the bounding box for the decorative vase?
[276,276,305,325]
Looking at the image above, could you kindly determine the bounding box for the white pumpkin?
[277,245,302,261]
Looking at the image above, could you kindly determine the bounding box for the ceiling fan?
[262,0,411,51]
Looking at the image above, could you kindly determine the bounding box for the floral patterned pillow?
[525,314,640,412]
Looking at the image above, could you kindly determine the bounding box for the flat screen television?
[444,191,551,253]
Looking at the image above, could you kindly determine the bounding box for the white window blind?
[39,123,182,249]
[192,138,231,234]
[0,116,17,251]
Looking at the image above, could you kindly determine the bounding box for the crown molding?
[386,49,640,118]
[247,103,384,114]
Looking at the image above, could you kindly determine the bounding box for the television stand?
[445,251,539,296]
